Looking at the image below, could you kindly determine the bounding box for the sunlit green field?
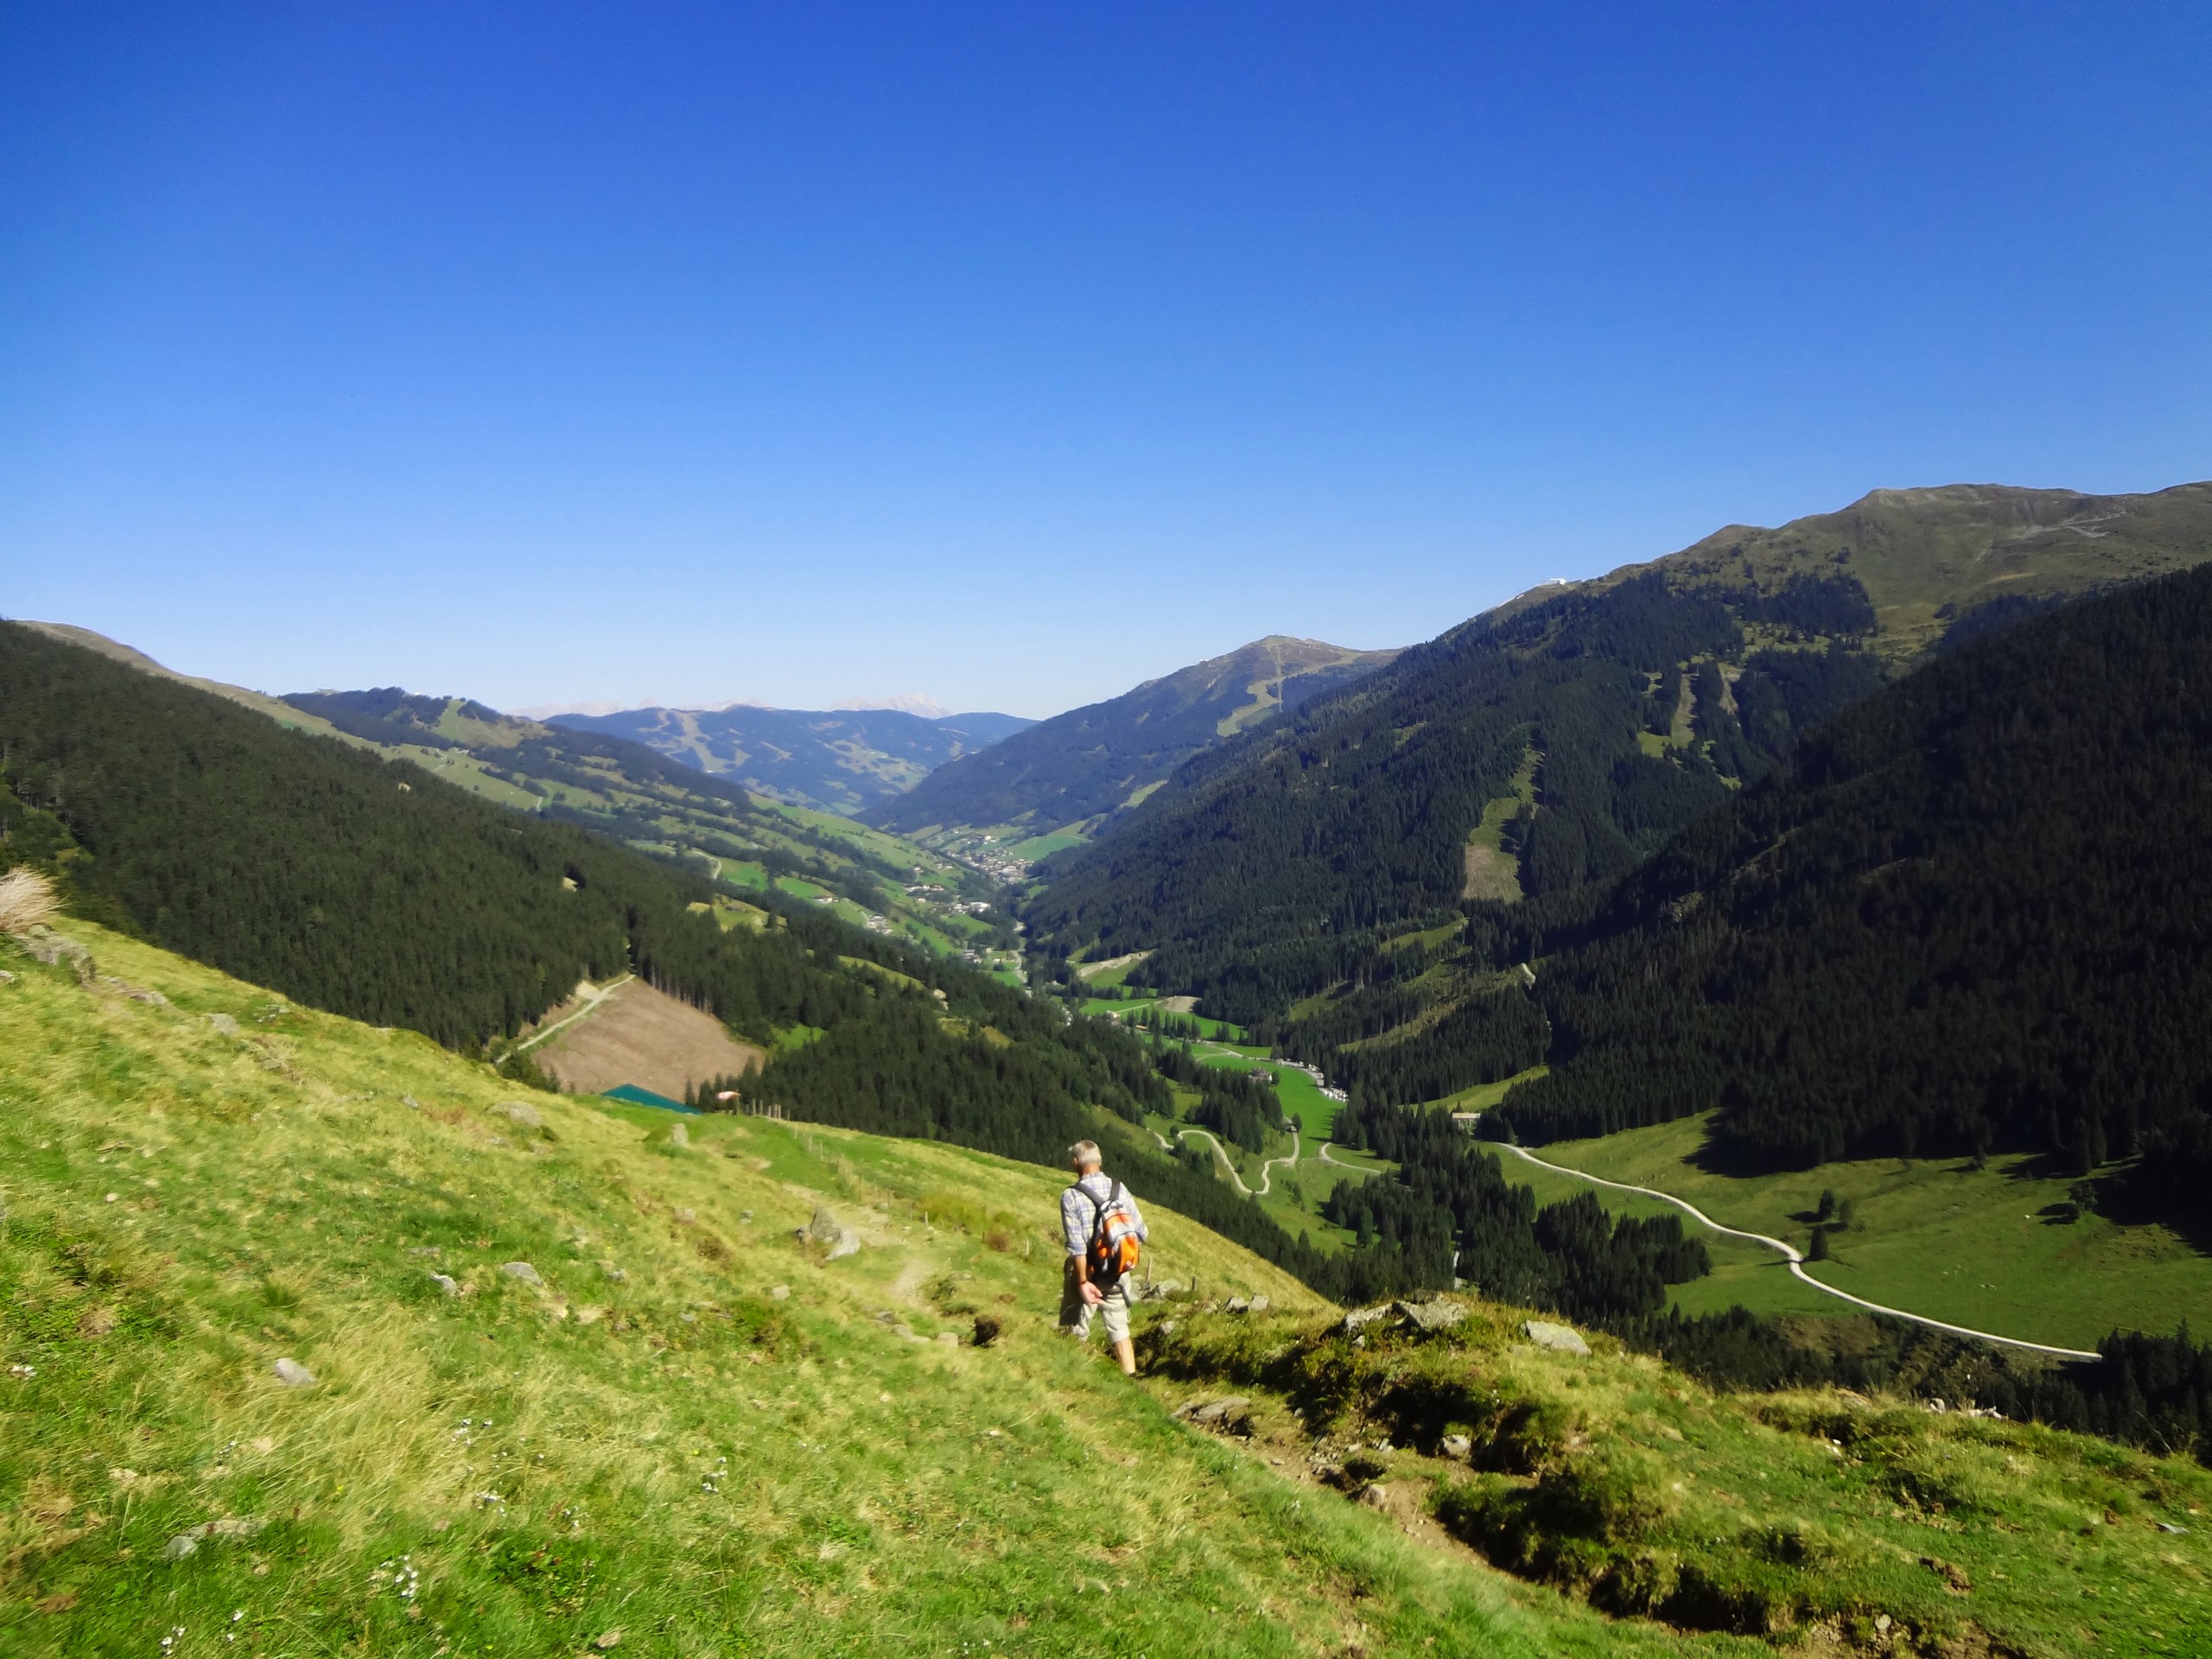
[1514,1113,2212,1348]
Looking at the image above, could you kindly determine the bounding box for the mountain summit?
[863,634,1401,837]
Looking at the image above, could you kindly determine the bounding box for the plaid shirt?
[1060,1172,1147,1262]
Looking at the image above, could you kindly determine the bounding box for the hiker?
[1059,1140,1148,1376]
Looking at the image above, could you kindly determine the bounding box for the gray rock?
[1178,1396,1252,1430]
[1440,1433,1473,1459]
[500,1261,544,1287]
[1135,1278,1185,1301]
[403,1096,423,1110]
[429,1273,461,1297]
[1357,1482,1390,1510]
[1341,1304,1395,1334]
[160,1533,200,1561]
[1521,1319,1589,1356]
[0,969,15,983]
[803,1207,861,1260]
[673,1207,696,1225]
[493,1100,542,1130]
[24,932,89,967]
[769,1285,791,1300]
[272,1357,315,1388]
[206,1013,240,1036]
[667,1122,689,1148]
[1248,1294,1270,1313]
[597,1259,626,1282]
[1396,1299,1467,1333]
[1225,1295,1250,1313]
[2159,1521,2190,1535]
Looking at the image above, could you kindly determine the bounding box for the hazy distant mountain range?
[545,704,1034,817]
[863,635,1403,836]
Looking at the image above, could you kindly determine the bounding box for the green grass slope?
[4,921,1741,1659]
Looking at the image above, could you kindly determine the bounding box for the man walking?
[1059,1140,1147,1376]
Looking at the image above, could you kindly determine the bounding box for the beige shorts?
[1059,1262,1133,1344]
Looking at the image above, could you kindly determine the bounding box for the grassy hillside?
[3,919,1737,1659]
[867,635,1400,844]
[9,924,2209,1656]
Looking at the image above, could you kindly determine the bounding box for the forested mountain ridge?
[1025,481,2212,1027]
[1483,556,2212,1204]
[862,634,1401,838]
[550,701,1032,817]
[20,646,1007,963]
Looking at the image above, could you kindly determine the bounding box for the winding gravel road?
[1491,1141,2101,1360]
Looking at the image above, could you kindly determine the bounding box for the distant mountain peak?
[833,693,953,719]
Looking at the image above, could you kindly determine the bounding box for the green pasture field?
[1007,830,1086,861]
[1514,1112,2212,1349]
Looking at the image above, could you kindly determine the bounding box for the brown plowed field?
[532,980,765,1101]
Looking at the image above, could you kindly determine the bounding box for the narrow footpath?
[1491,1142,2101,1361]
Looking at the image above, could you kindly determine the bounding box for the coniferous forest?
[1484,560,2212,1194]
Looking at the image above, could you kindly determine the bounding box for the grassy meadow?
[3,919,1770,1659]
[1512,1115,2212,1349]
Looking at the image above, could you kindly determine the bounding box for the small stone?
[403,1096,423,1110]
[739,1210,754,1224]
[1521,1319,1589,1355]
[1248,1294,1269,1313]
[673,1207,696,1225]
[500,1262,544,1287]
[2158,1521,2190,1535]
[596,1259,626,1282]
[937,1332,959,1345]
[492,1101,542,1130]
[769,1285,791,1300]
[429,1273,461,1297]
[207,1013,240,1036]
[1357,1482,1390,1510]
[1225,1295,1250,1313]
[272,1357,315,1388]
[667,1122,688,1148]
[1341,1305,1395,1334]
[160,1534,200,1561]
[1179,1396,1252,1431]
[593,1630,624,1649]
[1440,1433,1473,1459]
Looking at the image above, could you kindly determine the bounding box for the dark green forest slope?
[1483,559,2212,1205]
[865,634,1399,836]
[1027,482,2212,1024]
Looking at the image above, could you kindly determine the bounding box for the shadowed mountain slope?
[1026,482,2212,1021]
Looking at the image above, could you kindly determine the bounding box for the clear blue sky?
[3,3,2208,717]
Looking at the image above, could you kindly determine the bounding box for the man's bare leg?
[1112,1336,1137,1376]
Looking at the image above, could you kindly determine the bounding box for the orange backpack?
[1077,1179,1142,1285]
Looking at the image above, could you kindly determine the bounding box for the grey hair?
[1067,1140,1103,1168]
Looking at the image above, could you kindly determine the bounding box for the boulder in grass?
[492,1101,542,1131]
[1521,1319,1589,1356]
[800,1208,861,1261]
[1396,1299,1467,1333]
[500,1262,544,1287]
[1341,1304,1395,1335]
[272,1357,315,1388]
